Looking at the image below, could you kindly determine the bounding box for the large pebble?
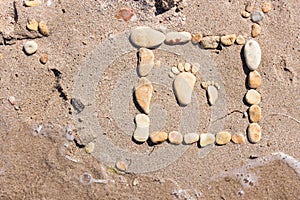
[133,114,150,142]
[251,11,264,23]
[221,34,236,46]
[135,77,153,114]
[248,105,262,123]
[244,39,261,71]
[251,24,261,38]
[137,48,154,77]
[168,131,183,145]
[216,131,231,145]
[245,89,261,105]
[247,123,261,143]
[23,41,38,55]
[201,36,220,49]
[199,133,215,147]
[173,72,196,106]
[248,70,262,89]
[183,133,199,144]
[207,86,218,106]
[231,133,246,144]
[150,131,168,144]
[165,32,192,45]
[130,26,165,48]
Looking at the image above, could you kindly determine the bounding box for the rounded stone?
[130,26,166,48]
[40,54,48,64]
[85,142,95,154]
[173,72,196,106]
[23,41,38,55]
[200,133,215,147]
[115,160,127,172]
[245,89,261,105]
[207,85,218,106]
[26,19,38,31]
[248,105,262,123]
[241,10,251,18]
[191,33,202,44]
[201,36,220,49]
[183,133,199,144]
[184,63,191,72]
[150,131,168,144]
[244,39,261,70]
[235,35,246,45]
[24,0,41,7]
[251,11,264,23]
[247,123,261,143]
[216,131,231,145]
[38,21,50,36]
[177,63,184,72]
[262,2,272,13]
[248,70,262,89]
[171,66,180,75]
[221,34,236,46]
[168,131,183,145]
[133,114,150,142]
[191,63,199,74]
[231,133,246,144]
[165,31,192,45]
[251,24,261,38]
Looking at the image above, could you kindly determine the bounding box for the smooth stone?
[168,131,183,145]
[171,66,180,75]
[135,77,153,114]
[150,131,168,144]
[184,63,191,72]
[115,7,135,21]
[236,35,246,45]
[23,41,38,55]
[241,10,251,18]
[165,32,192,45]
[137,48,154,77]
[244,39,261,70]
[24,0,41,7]
[191,33,202,44]
[133,114,150,142]
[191,63,199,74]
[177,63,184,72]
[221,34,236,46]
[26,19,38,31]
[115,160,127,172]
[38,21,49,36]
[40,54,48,64]
[200,133,215,147]
[251,24,261,38]
[201,82,208,90]
[85,142,95,154]
[173,72,196,106]
[262,2,272,13]
[207,85,218,106]
[251,11,264,23]
[245,89,261,105]
[216,131,231,145]
[248,105,262,123]
[183,133,199,144]
[247,123,261,143]
[231,133,246,144]
[169,71,175,78]
[248,70,262,89]
[201,36,220,49]
[130,26,165,48]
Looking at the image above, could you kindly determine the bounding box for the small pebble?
[168,131,183,145]
[191,33,202,44]
[150,131,168,144]
[169,71,175,78]
[235,35,246,45]
[40,54,48,64]
[251,11,264,23]
[241,10,251,18]
[216,131,231,145]
[137,48,154,77]
[199,133,215,147]
[191,63,199,74]
[171,66,180,75]
[115,7,135,21]
[8,96,16,105]
[173,72,196,106]
[183,133,199,144]
[177,63,184,72]
[184,63,191,72]
[132,178,139,186]
[245,89,261,105]
[135,77,153,114]
[248,105,262,123]
[251,24,261,38]
[115,161,127,172]
[201,82,208,90]
[38,21,50,36]
[247,123,261,143]
[23,41,38,55]
[262,2,272,13]
[24,0,41,7]
[207,85,218,106]
[165,31,192,45]
[248,70,262,89]
[133,114,150,143]
[85,142,95,154]
[214,82,220,90]
[200,36,220,49]
[231,133,246,144]
[221,34,236,46]
[130,26,166,48]
[26,19,38,31]
[245,1,254,13]
[244,39,261,70]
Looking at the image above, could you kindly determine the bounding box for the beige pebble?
[85,142,95,154]
[207,85,218,105]
[134,77,153,114]
[201,36,220,49]
[251,24,261,38]
[133,114,150,142]
[38,21,50,36]
[191,63,199,74]
[115,161,127,172]
[241,10,251,18]
[216,131,231,145]
[137,48,154,77]
[132,178,139,186]
[183,133,199,144]
[173,72,196,106]
[171,66,180,75]
[245,1,254,13]
[231,133,246,144]
[191,33,203,44]
[201,82,208,90]
[40,54,48,64]
[200,133,215,147]
[24,0,41,7]
[248,105,262,123]
[177,63,184,72]
[26,19,38,31]
[247,123,261,143]
[248,70,262,89]
[245,89,261,105]
[235,35,246,45]
[169,71,175,78]
[221,34,236,46]
[168,131,183,145]
[262,2,272,13]
[150,131,168,144]
[184,63,191,72]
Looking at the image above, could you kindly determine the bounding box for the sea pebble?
[23,41,38,55]
[200,36,220,49]
[38,21,50,36]
[207,85,218,106]
[251,24,261,38]
[165,31,192,45]
[216,131,231,145]
[133,114,150,142]
[199,133,215,147]
[235,35,246,45]
[245,1,254,13]
[173,72,196,106]
[191,63,199,74]
[184,63,191,72]
[191,33,202,44]
[245,89,261,105]
[177,63,184,72]
[115,7,135,22]
[24,0,41,7]
[171,66,180,75]
[26,19,38,31]
[241,10,251,18]
[85,142,95,154]
[137,48,154,77]
[130,26,165,48]
[248,105,262,123]
[183,133,199,144]
[169,71,175,78]
[231,133,246,144]
[8,96,16,105]
[168,131,183,145]
[251,11,264,23]
[244,39,261,70]
[201,82,208,90]
[115,160,127,172]
[40,54,48,64]
[221,34,236,46]
[248,70,262,89]
[262,2,272,13]
[150,131,168,144]
[134,77,153,114]
[247,123,261,143]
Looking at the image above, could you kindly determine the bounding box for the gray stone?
[130,26,165,48]
[251,11,264,23]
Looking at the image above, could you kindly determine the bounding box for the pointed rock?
[137,48,154,77]
[173,72,196,106]
[135,77,153,114]
[207,86,218,105]
[133,114,150,142]
[244,39,261,71]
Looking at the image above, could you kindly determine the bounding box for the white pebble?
[133,114,150,142]
[244,39,261,71]
[207,85,218,105]
[23,41,38,55]
[171,66,180,75]
[183,133,199,144]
